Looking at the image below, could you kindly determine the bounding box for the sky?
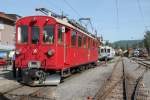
[0,0,150,42]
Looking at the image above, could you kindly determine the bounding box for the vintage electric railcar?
[14,12,100,85]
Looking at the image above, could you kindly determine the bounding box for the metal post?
[12,60,16,78]
[18,68,22,78]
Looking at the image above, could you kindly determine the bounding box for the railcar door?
[30,26,41,57]
[63,27,70,65]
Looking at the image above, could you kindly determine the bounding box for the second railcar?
[98,46,115,60]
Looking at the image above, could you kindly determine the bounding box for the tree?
[144,31,150,55]
[138,41,144,48]
[105,41,109,46]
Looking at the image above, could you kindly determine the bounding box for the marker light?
[16,50,20,55]
[47,49,54,56]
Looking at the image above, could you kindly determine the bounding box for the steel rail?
[94,57,121,99]
[130,57,149,100]
[132,57,150,67]
[131,69,146,100]
[0,85,24,97]
[2,86,55,100]
[122,59,128,100]
[8,93,54,100]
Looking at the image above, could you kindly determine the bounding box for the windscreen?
[31,26,40,44]
[17,25,28,43]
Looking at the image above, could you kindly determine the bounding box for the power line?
[63,0,97,34]
[136,0,147,31]
[47,0,62,13]
[115,0,119,32]
[63,0,82,17]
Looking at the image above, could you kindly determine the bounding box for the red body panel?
[15,16,99,71]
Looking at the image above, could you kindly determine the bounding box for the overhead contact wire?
[136,0,147,31]
[115,0,119,34]
[63,0,82,17]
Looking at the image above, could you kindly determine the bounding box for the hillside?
[112,40,143,49]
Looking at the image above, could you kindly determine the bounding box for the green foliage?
[105,41,112,46]
[105,41,109,46]
[144,31,150,55]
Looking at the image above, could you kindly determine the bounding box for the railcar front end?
[15,16,63,85]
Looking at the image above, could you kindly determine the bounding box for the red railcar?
[15,14,100,85]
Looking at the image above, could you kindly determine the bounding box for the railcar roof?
[17,15,98,40]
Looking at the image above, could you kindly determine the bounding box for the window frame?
[83,35,87,48]
[101,49,104,53]
[57,25,64,45]
[93,40,95,48]
[88,38,90,49]
[107,49,110,53]
[78,32,82,48]
[42,24,55,45]
[17,25,28,44]
[31,26,40,44]
[71,30,77,47]
[91,39,93,49]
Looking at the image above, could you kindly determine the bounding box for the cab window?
[43,25,54,44]
[58,26,63,44]
[17,25,28,43]
[71,31,76,47]
[31,26,40,44]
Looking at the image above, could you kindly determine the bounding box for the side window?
[105,48,107,53]
[78,33,82,47]
[88,38,90,48]
[83,36,86,48]
[91,40,93,48]
[93,41,95,48]
[71,31,76,47]
[31,26,40,44]
[18,25,28,43]
[108,49,110,53]
[101,49,104,53]
[43,25,54,44]
[58,26,63,44]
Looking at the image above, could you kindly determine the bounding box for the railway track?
[94,57,150,100]
[129,57,150,100]
[94,57,125,100]
[0,85,55,100]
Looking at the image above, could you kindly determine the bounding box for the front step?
[33,74,61,86]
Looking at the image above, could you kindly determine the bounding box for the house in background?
[0,12,21,51]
